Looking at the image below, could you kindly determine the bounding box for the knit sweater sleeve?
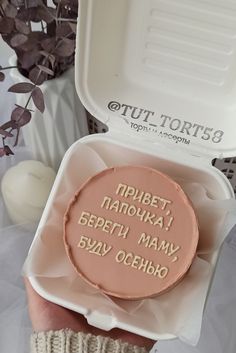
[31,329,149,353]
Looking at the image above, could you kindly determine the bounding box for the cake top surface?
[64,165,199,299]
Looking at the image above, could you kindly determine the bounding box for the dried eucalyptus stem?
[0,0,78,157]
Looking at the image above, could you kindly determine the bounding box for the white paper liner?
[151,223,236,353]
[23,142,236,345]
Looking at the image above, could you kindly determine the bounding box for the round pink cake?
[64,165,199,300]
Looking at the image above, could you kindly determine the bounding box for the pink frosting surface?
[64,165,199,300]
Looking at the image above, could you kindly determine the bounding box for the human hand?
[24,278,154,350]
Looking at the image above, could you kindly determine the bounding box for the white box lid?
[75,0,236,159]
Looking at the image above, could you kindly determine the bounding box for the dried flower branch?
[0,0,78,157]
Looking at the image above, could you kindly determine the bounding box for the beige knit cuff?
[31,329,149,353]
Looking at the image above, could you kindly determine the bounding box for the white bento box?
[28,0,236,343]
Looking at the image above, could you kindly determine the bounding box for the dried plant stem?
[41,21,45,33]
[14,127,20,147]
[2,84,37,148]
[2,87,35,147]
[57,18,77,23]
[56,0,61,26]
[1,127,13,146]
[12,85,37,146]
[0,4,5,17]
[25,90,34,110]
[0,66,18,71]
[10,50,59,146]
[24,0,32,32]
